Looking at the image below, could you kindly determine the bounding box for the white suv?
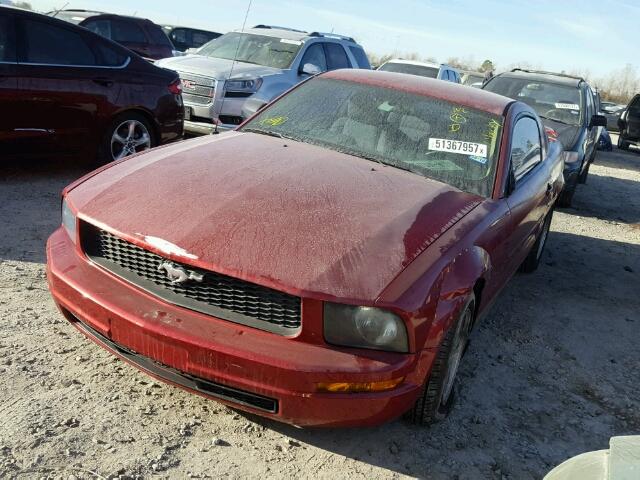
[156,25,371,134]
[377,59,461,83]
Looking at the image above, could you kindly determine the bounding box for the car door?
[505,115,553,272]
[0,11,20,155]
[626,95,640,140]
[14,15,120,157]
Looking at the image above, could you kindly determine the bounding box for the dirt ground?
[1,140,639,480]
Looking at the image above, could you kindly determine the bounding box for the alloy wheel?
[110,120,151,160]
[536,215,551,260]
[440,305,473,406]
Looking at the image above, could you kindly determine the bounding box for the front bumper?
[46,228,431,427]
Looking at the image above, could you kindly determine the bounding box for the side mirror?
[300,63,322,76]
[590,114,607,128]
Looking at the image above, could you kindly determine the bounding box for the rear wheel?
[97,112,155,166]
[406,295,475,426]
[557,185,576,208]
[520,209,553,273]
[618,134,630,151]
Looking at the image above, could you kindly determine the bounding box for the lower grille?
[68,312,278,413]
[183,92,213,105]
[80,222,302,335]
[178,72,215,105]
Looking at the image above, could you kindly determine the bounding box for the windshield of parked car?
[197,32,302,69]
[484,76,583,126]
[241,78,503,197]
[378,62,439,78]
[463,73,484,85]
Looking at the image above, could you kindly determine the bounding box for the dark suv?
[162,26,221,53]
[0,6,184,164]
[617,94,640,150]
[80,14,174,60]
[483,69,607,206]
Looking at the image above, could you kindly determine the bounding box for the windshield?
[463,73,483,85]
[484,76,583,126]
[197,32,302,69]
[379,62,439,79]
[241,78,503,197]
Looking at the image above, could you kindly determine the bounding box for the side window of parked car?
[511,117,542,182]
[0,14,16,62]
[348,46,370,69]
[324,43,350,70]
[83,19,111,39]
[111,20,147,44]
[300,43,327,72]
[23,18,97,66]
[585,88,594,121]
[93,39,129,67]
[193,31,215,47]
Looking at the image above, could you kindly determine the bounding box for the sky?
[23,0,639,77]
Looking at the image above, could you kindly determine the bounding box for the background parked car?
[377,59,460,83]
[80,14,174,60]
[460,70,484,87]
[617,94,640,150]
[162,25,221,53]
[46,8,104,24]
[0,6,184,164]
[156,25,371,135]
[601,101,625,132]
[483,69,607,206]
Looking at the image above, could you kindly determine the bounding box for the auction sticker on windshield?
[555,103,580,110]
[428,138,487,157]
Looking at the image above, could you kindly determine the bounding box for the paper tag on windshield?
[280,39,302,45]
[555,103,580,110]
[428,138,487,157]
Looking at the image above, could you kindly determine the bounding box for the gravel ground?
[1,143,639,480]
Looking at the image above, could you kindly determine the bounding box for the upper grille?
[80,222,301,335]
[179,72,215,105]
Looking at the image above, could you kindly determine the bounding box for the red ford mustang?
[46,69,563,427]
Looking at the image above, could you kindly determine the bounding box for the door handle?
[93,78,114,87]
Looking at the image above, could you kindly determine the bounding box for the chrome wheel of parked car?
[407,295,475,426]
[111,119,152,160]
[521,209,553,273]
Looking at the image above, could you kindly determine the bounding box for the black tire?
[557,185,575,208]
[406,295,475,426]
[578,161,591,184]
[520,209,553,273]
[618,134,630,151]
[96,112,156,166]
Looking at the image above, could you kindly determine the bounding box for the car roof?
[324,69,513,116]
[497,69,583,87]
[385,59,442,69]
[80,13,156,25]
[237,26,359,44]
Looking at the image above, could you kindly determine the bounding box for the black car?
[0,6,184,164]
[80,14,174,60]
[617,94,640,150]
[483,69,607,207]
[162,26,221,52]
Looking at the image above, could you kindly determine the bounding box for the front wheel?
[406,295,475,426]
[618,134,630,151]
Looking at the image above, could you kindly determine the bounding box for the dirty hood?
[156,55,282,80]
[68,133,483,301]
[541,118,582,151]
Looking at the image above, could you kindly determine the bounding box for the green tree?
[481,59,495,72]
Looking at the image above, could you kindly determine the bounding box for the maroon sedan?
[0,6,183,164]
[46,70,563,427]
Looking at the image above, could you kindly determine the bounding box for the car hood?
[156,55,282,80]
[68,133,483,301]
[541,119,582,151]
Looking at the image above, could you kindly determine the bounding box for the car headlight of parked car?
[225,78,263,94]
[324,303,409,353]
[61,197,77,244]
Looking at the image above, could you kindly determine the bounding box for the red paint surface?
[47,76,564,426]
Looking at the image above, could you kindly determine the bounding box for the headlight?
[225,77,263,93]
[324,303,408,353]
[61,197,77,244]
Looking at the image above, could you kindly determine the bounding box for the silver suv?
[156,25,370,134]
[377,59,460,83]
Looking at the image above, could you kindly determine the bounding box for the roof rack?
[308,32,356,43]
[510,68,584,82]
[253,25,307,34]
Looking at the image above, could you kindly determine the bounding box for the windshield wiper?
[242,128,284,139]
[538,115,572,126]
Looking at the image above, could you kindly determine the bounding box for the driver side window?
[511,117,542,182]
[300,43,327,73]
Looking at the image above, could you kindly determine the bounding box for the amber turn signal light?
[316,377,404,393]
